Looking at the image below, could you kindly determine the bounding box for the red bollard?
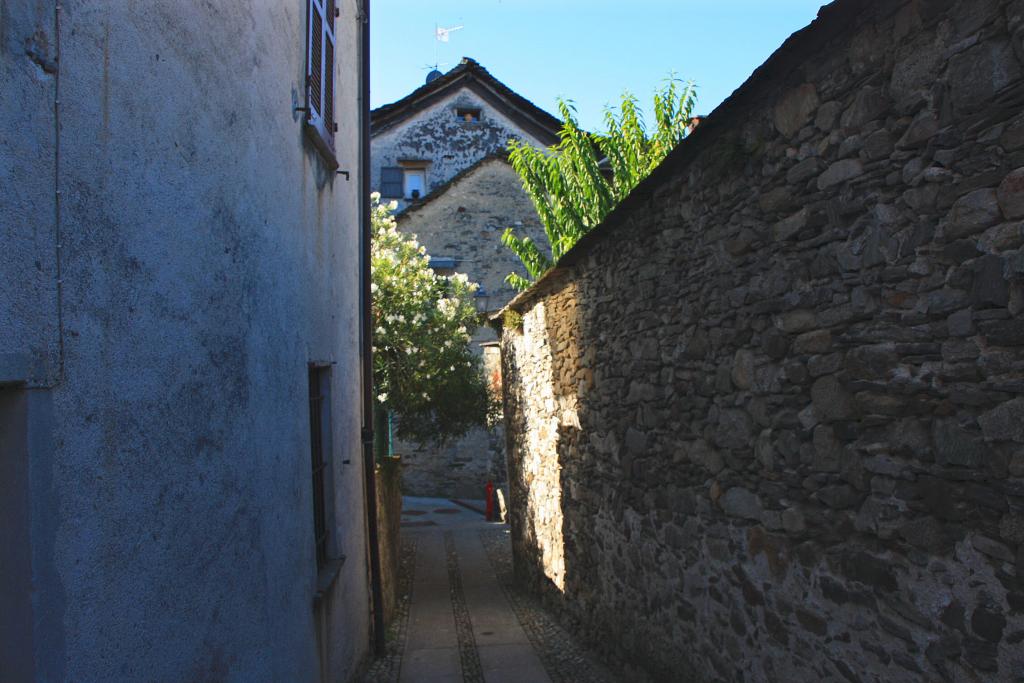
[485,481,495,521]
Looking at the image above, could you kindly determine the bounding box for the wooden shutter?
[324,0,335,130]
[380,167,404,198]
[307,0,336,149]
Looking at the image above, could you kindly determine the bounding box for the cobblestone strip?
[478,529,619,683]
[444,531,484,683]
[362,536,418,683]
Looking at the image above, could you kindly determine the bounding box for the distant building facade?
[370,59,560,497]
[2,2,375,681]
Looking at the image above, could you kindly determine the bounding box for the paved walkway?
[363,497,616,683]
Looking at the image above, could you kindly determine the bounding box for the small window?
[381,165,428,199]
[456,107,481,123]
[403,169,426,199]
[304,0,337,164]
[308,365,333,568]
[428,256,457,272]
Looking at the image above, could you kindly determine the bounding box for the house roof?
[371,58,563,146]
[396,152,513,221]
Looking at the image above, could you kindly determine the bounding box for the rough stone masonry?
[498,0,1024,680]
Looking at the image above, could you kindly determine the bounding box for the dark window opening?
[308,365,331,568]
[428,256,457,273]
[456,107,481,123]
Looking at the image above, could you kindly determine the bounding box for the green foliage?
[503,77,697,290]
[502,309,523,331]
[371,194,491,445]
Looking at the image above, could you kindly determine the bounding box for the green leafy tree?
[371,194,491,456]
[502,78,697,290]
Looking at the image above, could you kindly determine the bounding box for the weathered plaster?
[0,0,60,385]
[371,85,550,212]
[2,1,370,680]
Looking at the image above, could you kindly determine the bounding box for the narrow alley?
[7,1,1024,681]
[363,498,618,683]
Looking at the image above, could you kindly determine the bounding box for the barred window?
[308,365,332,568]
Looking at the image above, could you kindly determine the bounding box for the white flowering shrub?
[371,194,492,446]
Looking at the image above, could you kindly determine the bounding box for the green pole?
[388,410,394,456]
[373,403,389,461]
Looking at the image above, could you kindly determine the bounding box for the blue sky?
[371,0,828,132]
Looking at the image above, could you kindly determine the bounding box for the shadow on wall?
[504,278,670,680]
[503,273,688,681]
[499,1,1024,680]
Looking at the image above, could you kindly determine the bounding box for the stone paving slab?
[362,497,615,683]
[403,533,460,681]
[453,531,549,683]
[400,647,463,683]
[477,529,621,683]
[477,643,552,683]
[454,533,544,651]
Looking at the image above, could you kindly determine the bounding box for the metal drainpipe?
[359,0,387,658]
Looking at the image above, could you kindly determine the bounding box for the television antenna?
[435,24,464,43]
[433,23,464,69]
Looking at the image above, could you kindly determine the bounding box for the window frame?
[455,107,481,123]
[403,168,426,200]
[307,364,336,570]
[304,0,338,167]
[398,160,429,200]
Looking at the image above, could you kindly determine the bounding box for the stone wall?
[400,158,547,319]
[394,158,546,498]
[500,0,1024,680]
[396,424,506,499]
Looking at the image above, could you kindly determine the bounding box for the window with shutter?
[380,167,404,198]
[403,169,425,199]
[305,0,337,164]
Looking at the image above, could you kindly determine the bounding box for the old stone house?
[2,2,383,681]
[370,58,560,497]
[498,0,1024,680]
